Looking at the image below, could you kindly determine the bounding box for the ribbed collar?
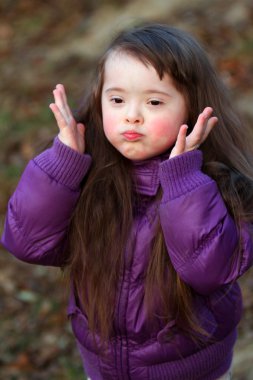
[132,156,164,196]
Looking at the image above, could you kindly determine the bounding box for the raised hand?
[49,84,85,154]
[170,107,218,159]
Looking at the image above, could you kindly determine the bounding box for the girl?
[1,24,253,380]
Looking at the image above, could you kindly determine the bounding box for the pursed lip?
[122,130,144,141]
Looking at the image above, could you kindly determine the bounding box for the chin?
[122,152,154,161]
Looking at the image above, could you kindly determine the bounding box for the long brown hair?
[65,24,253,343]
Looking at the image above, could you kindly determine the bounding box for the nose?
[125,104,144,125]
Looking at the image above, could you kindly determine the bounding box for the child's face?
[101,51,188,160]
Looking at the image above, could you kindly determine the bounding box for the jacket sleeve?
[1,137,92,267]
[158,150,253,295]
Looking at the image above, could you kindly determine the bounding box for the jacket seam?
[177,222,223,272]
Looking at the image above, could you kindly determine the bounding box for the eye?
[149,99,163,106]
[111,97,123,104]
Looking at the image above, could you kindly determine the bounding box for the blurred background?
[0,0,253,379]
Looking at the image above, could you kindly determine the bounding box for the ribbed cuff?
[159,150,212,201]
[33,137,92,190]
[149,329,235,380]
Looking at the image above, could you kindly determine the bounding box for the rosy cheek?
[151,119,175,138]
[102,113,116,135]
[153,123,169,138]
[150,119,180,149]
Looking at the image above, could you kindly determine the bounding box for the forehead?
[103,51,173,90]
[104,50,152,73]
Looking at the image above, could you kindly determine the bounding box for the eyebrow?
[105,87,171,97]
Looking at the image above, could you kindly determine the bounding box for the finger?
[77,123,85,136]
[49,103,68,131]
[202,116,218,142]
[56,84,74,122]
[170,125,188,158]
[195,107,213,133]
[187,107,215,150]
[53,89,67,119]
[56,84,67,103]
[53,87,72,124]
[53,89,69,122]
[56,84,73,122]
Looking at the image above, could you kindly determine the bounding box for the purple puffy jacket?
[1,138,253,380]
